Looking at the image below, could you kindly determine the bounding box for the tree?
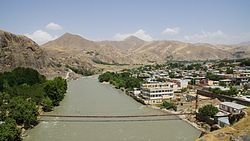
[124,77,141,90]
[10,67,46,86]
[198,104,219,117]
[227,86,238,96]
[0,92,10,120]
[0,118,21,141]
[226,67,234,74]
[243,84,249,91]
[42,97,53,112]
[169,72,176,78]
[44,77,67,106]
[206,72,222,81]
[241,59,250,66]
[8,97,38,128]
[98,72,115,82]
[162,101,177,111]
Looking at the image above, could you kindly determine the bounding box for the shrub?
[198,104,219,117]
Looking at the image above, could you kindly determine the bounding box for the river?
[24,76,200,141]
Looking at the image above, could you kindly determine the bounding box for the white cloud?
[113,29,153,41]
[162,27,180,35]
[184,30,229,44]
[183,30,250,44]
[25,30,58,45]
[46,22,63,30]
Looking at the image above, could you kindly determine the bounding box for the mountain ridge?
[43,32,250,64]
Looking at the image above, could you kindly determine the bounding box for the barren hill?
[43,32,250,66]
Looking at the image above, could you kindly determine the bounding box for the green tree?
[0,92,10,120]
[124,77,141,90]
[198,104,219,117]
[162,101,174,109]
[8,97,38,127]
[42,97,53,112]
[0,118,21,141]
[98,72,115,82]
[206,72,222,81]
[44,77,67,106]
[226,67,234,74]
[11,67,46,86]
[227,86,238,96]
[169,72,176,78]
[243,84,249,91]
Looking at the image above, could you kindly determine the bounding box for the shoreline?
[149,105,205,132]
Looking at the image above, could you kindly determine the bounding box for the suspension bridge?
[38,113,196,123]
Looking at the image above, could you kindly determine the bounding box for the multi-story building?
[141,82,174,104]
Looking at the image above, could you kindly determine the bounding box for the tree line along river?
[24,76,200,141]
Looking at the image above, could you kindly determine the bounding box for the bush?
[8,97,38,127]
[0,118,21,141]
[162,101,177,111]
[198,104,219,117]
[206,72,223,81]
[42,97,53,112]
[44,77,67,106]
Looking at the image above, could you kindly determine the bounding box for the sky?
[1,0,250,45]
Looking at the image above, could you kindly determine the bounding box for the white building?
[141,82,174,104]
[172,79,189,89]
[219,102,247,114]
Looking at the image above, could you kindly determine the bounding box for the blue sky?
[1,0,250,44]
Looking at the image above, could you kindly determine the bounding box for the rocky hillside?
[0,30,49,72]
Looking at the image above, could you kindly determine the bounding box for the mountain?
[132,41,234,61]
[238,41,250,46]
[0,29,49,72]
[43,33,250,66]
[99,36,146,50]
[42,33,149,65]
[43,33,97,50]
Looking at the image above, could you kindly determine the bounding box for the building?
[219,102,247,114]
[141,82,174,104]
[172,79,189,89]
[219,79,232,86]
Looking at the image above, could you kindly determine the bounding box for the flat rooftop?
[220,102,247,110]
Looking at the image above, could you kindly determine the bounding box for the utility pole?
[195,91,198,113]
